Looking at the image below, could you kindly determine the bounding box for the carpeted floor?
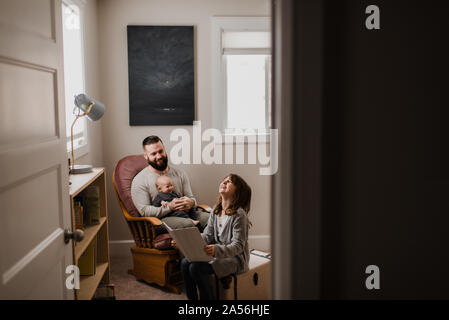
[109,256,187,300]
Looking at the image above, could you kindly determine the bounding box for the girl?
[179,173,251,300]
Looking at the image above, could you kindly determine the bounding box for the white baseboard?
[109,235,271,259]
[109,240,134,259]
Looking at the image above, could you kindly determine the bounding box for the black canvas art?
[127,26,194,125]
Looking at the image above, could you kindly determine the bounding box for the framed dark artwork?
[127,25,194,125]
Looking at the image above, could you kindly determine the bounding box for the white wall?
[97,0,271,253]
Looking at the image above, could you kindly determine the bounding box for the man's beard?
[148,155,168,171]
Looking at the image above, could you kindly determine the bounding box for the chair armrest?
[125,216,162,226]
[196,204,212,213]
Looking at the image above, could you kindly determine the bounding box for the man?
[131,135,209,229]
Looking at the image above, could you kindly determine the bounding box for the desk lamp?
[70,93,105,174]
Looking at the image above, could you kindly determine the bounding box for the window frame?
[211,16,271,143]
[62,0,89,160]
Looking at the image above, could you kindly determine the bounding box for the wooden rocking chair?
[112,155,211,293]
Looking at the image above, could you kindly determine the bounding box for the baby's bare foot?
[192,219,200,226]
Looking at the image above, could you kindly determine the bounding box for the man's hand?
[169,198,184,211]
[204,245,215,257]
[179,197,195,210]
[169,197,194,211]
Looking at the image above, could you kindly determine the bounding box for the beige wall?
[77,0,104,167]
[97,0,271,250]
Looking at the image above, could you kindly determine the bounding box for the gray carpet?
[110,256,187,300]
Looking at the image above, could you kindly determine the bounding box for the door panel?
[0,168,62,268]
[1,229,67,299]
[0,0,54,40]
[0,59,58,146]
[27,259,65,300]
[0,0,73,299]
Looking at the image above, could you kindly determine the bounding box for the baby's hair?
[155,175,171,188]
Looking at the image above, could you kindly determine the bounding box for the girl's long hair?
[213,174,252,224]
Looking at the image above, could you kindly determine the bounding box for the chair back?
[112,154,148,218]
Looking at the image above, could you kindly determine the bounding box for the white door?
[0,0,74,299]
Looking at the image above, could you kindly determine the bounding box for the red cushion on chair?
[114,155,148,217]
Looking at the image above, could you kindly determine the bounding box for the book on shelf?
[73,200,84,230]
[83,185,100,225]
[78,237,96,276]
[74,186,100,227]
[94,232,98,269]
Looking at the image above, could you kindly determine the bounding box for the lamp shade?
[74,93,105,121]
[70,93,105,174]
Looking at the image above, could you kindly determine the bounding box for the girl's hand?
[171,240,177,248]
[204,245,215,257]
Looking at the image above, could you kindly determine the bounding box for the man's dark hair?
[142,135,163,148]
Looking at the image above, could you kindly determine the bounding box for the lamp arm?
[71,114,81,170]
[70,102,94,170]
[83,101,95,117]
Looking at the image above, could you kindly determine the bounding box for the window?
[212,17,271,137]
[62,1,88,157]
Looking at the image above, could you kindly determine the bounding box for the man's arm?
[131,176,171,218]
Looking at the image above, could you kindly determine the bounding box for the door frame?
[271,0,325,299]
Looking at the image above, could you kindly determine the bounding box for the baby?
[153,175,199,225]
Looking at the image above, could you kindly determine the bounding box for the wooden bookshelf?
[69,168,111,300]
[78,263,109,300]
[74,217,107,261]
